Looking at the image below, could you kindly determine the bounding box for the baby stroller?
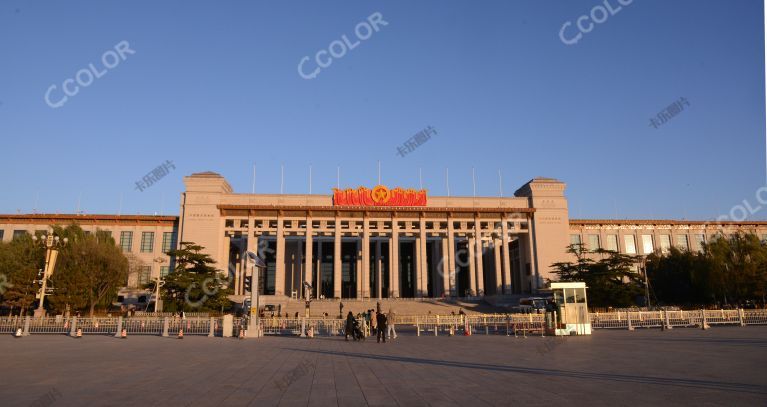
[352,319,365,341]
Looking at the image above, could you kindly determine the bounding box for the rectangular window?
[0,230,4,241]
[569,234,582,246]
[693,234,705,252]
[160,266,170,278]
[138,266,151,286]
[141,232,154,253]
[624,235,637,254]
[12,230,28,240]
[641,235,654,254]
[120,231,133,252]
[587,234,600,251]
[162,232,175,253]
[606,235,619,252]
[762,234,767,243]
[659,235,671,253]
[675,235,689,251]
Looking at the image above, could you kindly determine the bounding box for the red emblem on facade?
[333,185,427,206]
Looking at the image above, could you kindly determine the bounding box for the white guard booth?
[548,282,591,336]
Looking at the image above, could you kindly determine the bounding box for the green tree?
[0,234,45,315]
[551,244,645,308]
[160,242,231,312]
[48,225,128,316]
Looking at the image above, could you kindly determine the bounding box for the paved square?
[1,327,766,406]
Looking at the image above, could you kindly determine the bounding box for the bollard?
[738,308,746,327]
[663,309,672,330]
[23,316,31,336]
[76,327,83,338]
[416,317,420,337]
[120,328,127,339]
[701,309,709,330]
[627,311,634,331]
[69,317,78,337]
[300,318,306,338]
[114,317,123,338]
[485,325,489,335]
[162,317,169,337]
[435,324,438,336]
[208,317,215,338]
[506,320,510,336]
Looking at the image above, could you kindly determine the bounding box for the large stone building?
[1,171,765,302]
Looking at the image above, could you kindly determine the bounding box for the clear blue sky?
[0,0,764,220]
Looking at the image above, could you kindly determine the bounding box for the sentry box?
[545,282,591,336]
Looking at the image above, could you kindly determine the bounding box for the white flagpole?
[252,163,256,194]
[498,169,503,197]
[472,167,477,198]
[446,168,450,197]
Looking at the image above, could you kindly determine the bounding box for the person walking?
[387,308,397,339]
[345,311,355,341]
[371,309,378,337]
[377,311,388,343]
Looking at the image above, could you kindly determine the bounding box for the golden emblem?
[371,185,390,203]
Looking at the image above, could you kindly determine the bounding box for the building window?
[12,230,28,240]
[160,266,170,277]
[587,234,600,251]
[162,232,175,253]
[641,235,654,254]
[120,231,133,252]
[569,234,582,247]
[624,235,637,254]
[606,235,619,252]
[659,235,671,253]
[675,235,689,251]
[762,234,767,243]
[141,232,154,253]
[0,230,4,241]
[138,266,151,286]
[693,234,705,252]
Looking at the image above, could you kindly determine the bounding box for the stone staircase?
[278,298,507,317]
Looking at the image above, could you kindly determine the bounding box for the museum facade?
[1,171,765,301]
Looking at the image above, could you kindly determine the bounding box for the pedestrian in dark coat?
[345,312,356,341]
[376,312,388,343]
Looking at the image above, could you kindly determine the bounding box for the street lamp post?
[245,251,266,338]
[640,256,651,310]
[32,234,67,318]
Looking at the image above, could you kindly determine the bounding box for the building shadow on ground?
[282,347,767,395]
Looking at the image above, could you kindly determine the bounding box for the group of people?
[345,308,397,343]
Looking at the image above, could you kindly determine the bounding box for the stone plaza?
[1,327,766,406]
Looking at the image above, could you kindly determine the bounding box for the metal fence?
[2,309,766,338]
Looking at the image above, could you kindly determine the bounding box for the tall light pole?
[245,251,266,338]
[640,256,651,310]
[32,233,67,318]
[152,257,166,312]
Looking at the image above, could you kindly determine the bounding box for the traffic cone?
[464,320,471,336]
[14,328,23,338]
[238,328,245,339]
[76,328,83,338]
[121,328,127,339]
[178,329,184,339]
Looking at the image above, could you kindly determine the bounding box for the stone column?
[467,237,476,296]
[418,217,428,297]
[441,236,450,297]
[474,217,484,296]
[447,216,456,295]
[223,235,232,292]
[356,240,362,299]
[275,214,286,296]
[304,216,313,298]
[431,237,440,297]
[493,238,503,295]
[376,241,383,298]
[501,219,512,294]
[334,216,342,298]
[362,216,370,299]
[526,224,538,292]
[415,236,422,298]
[390,216,400,298]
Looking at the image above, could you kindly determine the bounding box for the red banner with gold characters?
[333,185,427,207]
